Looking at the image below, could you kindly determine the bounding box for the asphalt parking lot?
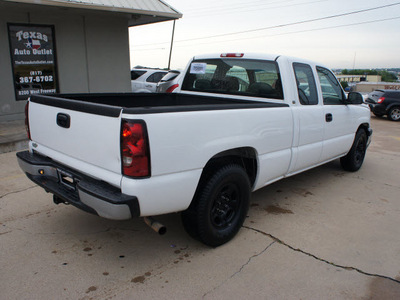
[1,115,400,300]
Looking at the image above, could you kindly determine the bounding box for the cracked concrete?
[228,241,276,280]
[1,116,400,299]
[0,185,37,199]
[202,240,277,298]
[243,225,400,285]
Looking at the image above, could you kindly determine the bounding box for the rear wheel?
[181,164,250,247]
[340,129,367,172]
[388,107,400,121]
[373,112,384,118]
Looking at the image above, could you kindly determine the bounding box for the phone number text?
[19,76,54,83]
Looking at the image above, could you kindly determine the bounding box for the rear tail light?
[166,84,179,93]
[121,120,150,177]
[377,97,385,104]
[25,101,31,140]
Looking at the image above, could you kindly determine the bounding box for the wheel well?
[199,147,258,189]
[358,123,371,136]
[388,104,400,112]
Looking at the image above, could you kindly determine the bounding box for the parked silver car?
[156,70,181,93]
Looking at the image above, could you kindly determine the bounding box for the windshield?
[182,58,284,100]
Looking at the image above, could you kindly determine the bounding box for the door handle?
[325,113,333,122]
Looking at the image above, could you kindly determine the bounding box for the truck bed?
[29,93,288,115]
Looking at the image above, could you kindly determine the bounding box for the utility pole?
[168,20,176,70]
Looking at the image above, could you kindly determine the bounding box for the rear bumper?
[16,151,140,220]
[368,103,387,115]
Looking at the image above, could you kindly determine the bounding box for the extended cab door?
[316,67,357,161]
[287,62,325,174]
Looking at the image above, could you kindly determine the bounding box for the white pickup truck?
[17,53,372,246]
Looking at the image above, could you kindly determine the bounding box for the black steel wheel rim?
[355,136,366,164]
[210,183,240,229]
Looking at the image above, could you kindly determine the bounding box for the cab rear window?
[182,59,284,100]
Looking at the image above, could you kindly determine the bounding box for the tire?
[387,107,400,121]
[340,129,367,172]
[373,112,384,118]
[181,164,250,247]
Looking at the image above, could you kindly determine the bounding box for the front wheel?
[388,107,400,121]
[181,164,250,247]
[340,129,367,172]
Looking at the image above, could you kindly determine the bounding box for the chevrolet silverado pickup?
[17,53,372,246]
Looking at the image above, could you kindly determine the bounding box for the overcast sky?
[129,0,400,70]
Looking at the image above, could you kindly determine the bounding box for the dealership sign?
[8,24,59,100]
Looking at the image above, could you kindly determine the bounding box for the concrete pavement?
[1,116,400,299]
[0,119,28,154]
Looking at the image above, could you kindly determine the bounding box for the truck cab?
[176,53,370,177]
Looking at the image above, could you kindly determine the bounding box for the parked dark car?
[366,90,400,121]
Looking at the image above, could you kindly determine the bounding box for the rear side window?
[293,63,318,105]
[131,70,146,80]
[182,58,284,100]
[146,72,167,83]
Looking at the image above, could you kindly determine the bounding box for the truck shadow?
[250,159,346,211]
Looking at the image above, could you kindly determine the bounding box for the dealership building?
[0,0,182,122]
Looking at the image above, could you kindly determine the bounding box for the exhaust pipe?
[144,217,167,235]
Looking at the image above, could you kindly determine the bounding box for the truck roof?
[190,52,330,69]
[192,53,280,61]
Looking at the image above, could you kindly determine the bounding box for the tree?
[340,69,398,82]
[379,71,397,82]
[340,81,349,90]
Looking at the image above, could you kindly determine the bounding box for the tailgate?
[28,96,123,186]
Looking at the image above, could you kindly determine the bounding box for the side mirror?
[346,92,364,105]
